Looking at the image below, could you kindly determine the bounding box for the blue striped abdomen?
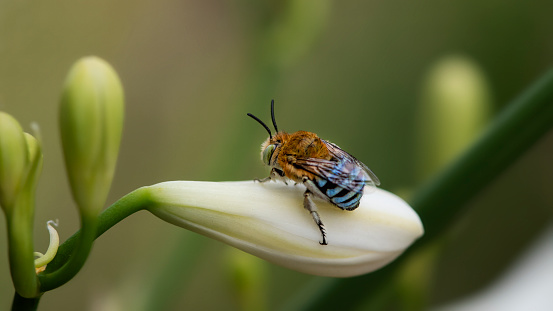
[314,177,365,210]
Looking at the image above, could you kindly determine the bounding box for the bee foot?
[304,190,328,246]
[318,225,328,245]
[314,216,327,245]
[255,176,272,183]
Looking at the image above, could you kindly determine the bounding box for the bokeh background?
[1,0,552,310]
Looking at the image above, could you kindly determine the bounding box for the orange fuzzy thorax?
[261,131,332,182]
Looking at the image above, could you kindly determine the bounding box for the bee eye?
[262,144,276,165]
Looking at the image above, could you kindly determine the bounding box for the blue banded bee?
[247,100,380,245]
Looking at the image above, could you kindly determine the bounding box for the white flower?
[433,223,553,311]
[147,181,423,277]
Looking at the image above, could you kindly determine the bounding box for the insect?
[247,99,380,245]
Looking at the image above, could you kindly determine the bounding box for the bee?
[247,100,380,245]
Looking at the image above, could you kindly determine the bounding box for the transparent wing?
[294,157,375,193]
[294,155,378,194]
[322,139,380,186]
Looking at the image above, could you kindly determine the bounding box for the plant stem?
[38,186,152,291]
[6,194,39,299]
[11,292,41,311]
[285,68,553,311]
[37,213,98,292]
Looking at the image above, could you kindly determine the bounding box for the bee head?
[261,139,276,166]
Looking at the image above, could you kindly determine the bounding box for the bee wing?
[294,156,377,194]
[322,140,381,187]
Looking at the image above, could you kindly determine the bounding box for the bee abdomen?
[314,178,364,211]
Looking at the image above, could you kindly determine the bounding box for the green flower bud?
[417,56,492,180]
[23,132,43,193]
[261,0,331,68]
[59,56,124,216]
[225,248,267,311]
[0,112,29,212]
[0,113,43,298]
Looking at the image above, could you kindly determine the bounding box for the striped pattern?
[314,172,365,211]
[293,140,379,212]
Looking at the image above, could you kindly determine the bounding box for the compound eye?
[262,144,276,165]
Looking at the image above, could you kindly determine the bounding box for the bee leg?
[255,168,276,182]
[274,168,288,185]
[255,176,272,183]
[256,168,287,184]
[303,190,327,245]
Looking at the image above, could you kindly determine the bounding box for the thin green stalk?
[37,214,98,291]
[11,292,41,311]
[6,193,39,298]
[285,68,553,311]
[38,186,152,291]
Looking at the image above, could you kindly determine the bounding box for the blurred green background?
[1,0,552,310]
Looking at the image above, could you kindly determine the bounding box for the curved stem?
[38,213,97,292]
[38,186,152,292]
[285,68,553,311]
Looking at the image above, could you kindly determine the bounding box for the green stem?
[38,186,152,291]
[11,292,41,311]
[6,194,39,298]
[38,213,97,291]
[286,68,553,311]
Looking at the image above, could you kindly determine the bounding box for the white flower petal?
[433,223,553,311]
[147,181,423,277]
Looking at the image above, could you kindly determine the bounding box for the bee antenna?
[247,113,273,139]
[271,99,279,133]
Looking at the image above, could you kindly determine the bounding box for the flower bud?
[0,113,43,297]
[417,56,491,180]
[59,56,124,216]
[23,133,43,192]
[261,0,331,68]
[0,112,29,212]
[225,248,267,311]
[147,181,423,277]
